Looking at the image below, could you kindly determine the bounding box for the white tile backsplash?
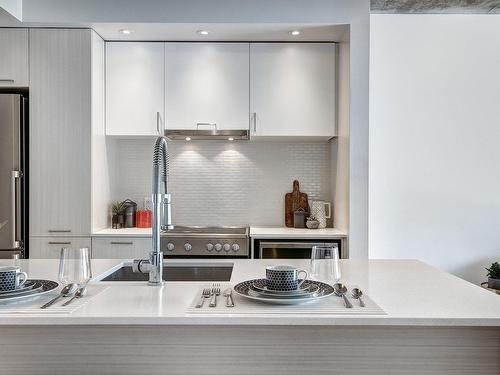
[111,139,332,226]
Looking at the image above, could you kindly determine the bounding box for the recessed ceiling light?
[289,30,301,36]
[228,137,234,141]
[119,29,133,35]
[185,137,192,141]
[197,30,210,36]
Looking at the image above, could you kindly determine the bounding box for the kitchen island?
[0,258,499,374]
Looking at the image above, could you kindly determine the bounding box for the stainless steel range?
[160,226,249,258]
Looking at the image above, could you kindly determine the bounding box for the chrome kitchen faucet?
[132,136,173,285]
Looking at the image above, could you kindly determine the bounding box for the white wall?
[90,31,110,232]
[369,14,500,284]
[0,0,22,20]
[332,41,350,233]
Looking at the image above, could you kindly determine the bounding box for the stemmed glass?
[59,247,92,287]
[310,245,341,282]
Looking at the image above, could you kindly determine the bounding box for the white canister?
[310,201,331,229]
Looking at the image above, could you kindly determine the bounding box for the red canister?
[136,210,152,228]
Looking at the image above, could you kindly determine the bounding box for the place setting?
[0,247,107,314]
[188,246,386,315]
[0,266,59,303]
[232,265,335,305]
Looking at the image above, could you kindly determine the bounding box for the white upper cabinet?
[106,42,164,136]
[250,43,336,138]
[164,43,249,130]
[0,29,29,87]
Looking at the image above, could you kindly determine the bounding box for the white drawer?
[91,237,151,259]
[29,237,91,259]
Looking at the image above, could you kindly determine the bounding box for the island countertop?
[0,258,499,326]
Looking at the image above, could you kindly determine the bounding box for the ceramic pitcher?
[310,200,331,229]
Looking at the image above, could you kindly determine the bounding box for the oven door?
[257,240,342,259]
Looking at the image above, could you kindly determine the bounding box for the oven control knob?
[166,242,175,251]
[223,243,231,252]
[184,243,192,252]
[214,243,222,252]
[206,243,214,251]
[232,244,240,252]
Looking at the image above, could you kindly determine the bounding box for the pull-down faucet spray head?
[133,136,173,286]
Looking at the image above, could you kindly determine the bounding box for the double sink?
[99,262,234,282]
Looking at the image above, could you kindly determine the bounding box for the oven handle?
[258,242,338,258]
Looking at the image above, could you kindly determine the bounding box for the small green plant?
[307,215,317,221]
[112,201,125,216]
[486,262,500,279]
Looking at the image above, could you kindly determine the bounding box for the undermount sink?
[99,262,233,282]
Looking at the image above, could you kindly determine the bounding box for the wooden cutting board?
[284,180,309,227]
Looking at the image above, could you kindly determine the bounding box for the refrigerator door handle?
[11,170,21,249]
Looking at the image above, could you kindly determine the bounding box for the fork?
[209,283,220,307]
[195,288,211,308]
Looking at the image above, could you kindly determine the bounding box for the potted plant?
[486,262,500,290]
[111,201,125,229]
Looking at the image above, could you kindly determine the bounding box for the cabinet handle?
[48,241,71,245]
[0,79,14,82]
[252,112,257,133]
[11,171,22,249]
[110,241,134,245]
[156,112,161,135]
[196,123,217,130]
[48,230,71,233]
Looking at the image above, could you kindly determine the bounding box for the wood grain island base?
[0,325,499,375]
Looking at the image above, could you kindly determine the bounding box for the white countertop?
[0,258,499,326]
[92,228,152,237]
[93,226,348,238]
[249,226,347,238]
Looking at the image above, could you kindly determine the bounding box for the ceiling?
[92,23,348,42]
[0,1,352,42]
[0,6,349,42]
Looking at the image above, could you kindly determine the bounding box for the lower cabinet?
[91,237,151,259]
[29,237,92,259]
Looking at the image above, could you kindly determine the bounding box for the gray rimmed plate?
[234,279,334,305]
[0,280,43,296]
[0,280,59,303]
[251,279,320,297]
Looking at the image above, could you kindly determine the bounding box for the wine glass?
[58,247,92,287]
[310,245,341,282]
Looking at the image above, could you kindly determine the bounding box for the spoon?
[40,283,78,309]
[223,288,234,307]
[351,288,365,307]
[62,286,87,307]
[333,283,353,308]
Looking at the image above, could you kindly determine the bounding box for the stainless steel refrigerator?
[0,94,27,259]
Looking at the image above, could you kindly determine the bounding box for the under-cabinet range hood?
[165,129,249,140]
[165,123,249,140]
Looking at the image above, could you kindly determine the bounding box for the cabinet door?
[0,29,29,87]
[250,43,336,138]
[165,43,249,130]
[106,42,164,136]
[29,29,92,236]
[29,237,91,259]
[91,237,151,259]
